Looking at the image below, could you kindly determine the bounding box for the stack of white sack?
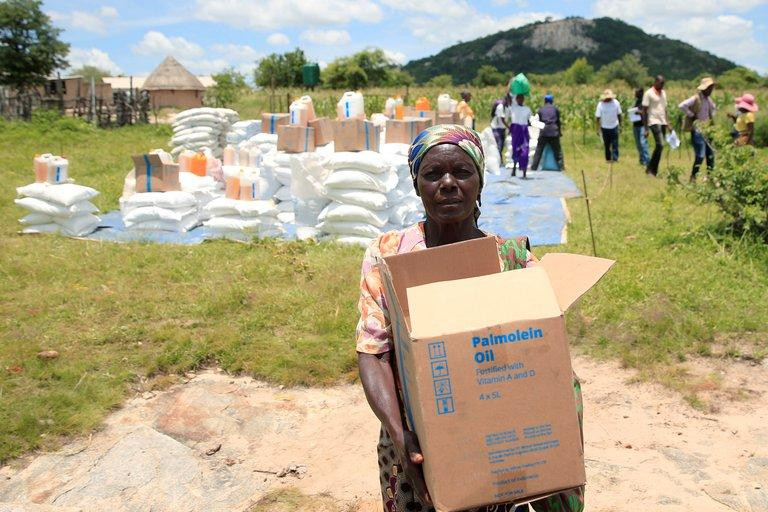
[381,151,425,230]
[226,120,262,145]
[170,108,239,158]
[261,151,294,213]
[289,152,332,240]
[480,127,502,175]
[179,171,223,220]
[15,183,101,236]
[120,191,200,233]
[202,197,283,242]
[317,151,399,246]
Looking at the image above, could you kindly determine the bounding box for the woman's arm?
[359,352,432,504]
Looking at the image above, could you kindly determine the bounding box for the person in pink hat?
[728,93,759,146]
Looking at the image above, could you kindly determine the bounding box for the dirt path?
[1,355,766,511]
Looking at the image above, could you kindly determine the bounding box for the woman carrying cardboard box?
[356,125,585,512]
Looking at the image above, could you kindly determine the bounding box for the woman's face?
[416,144,480,225]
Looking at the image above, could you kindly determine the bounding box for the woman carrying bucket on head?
[508,73,532,179]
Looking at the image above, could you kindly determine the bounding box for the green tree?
[597,53,649,88]
[254,48,306,88]
[426,74,453,87]
[717,66,762,90]
[0,0,69,116]
[564,57,594,85]
[473,65,506,87]
[208,68,249,107]
[322,48,405,89]
[70,65,109,82]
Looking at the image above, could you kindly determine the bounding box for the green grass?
[0,115,766,462]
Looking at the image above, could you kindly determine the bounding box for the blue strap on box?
[270,115,275,134]
[364,121,370,150]
[304,127,309,152]
[55,166,61,183]
[143,154,152,192]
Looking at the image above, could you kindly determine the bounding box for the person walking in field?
[629,88,650,166]
[679,77,716,182]
[595,89,622,163]
[490,94,510,161]
[509,93,532,179]
[456,91,475,129]
[728,93,759,146]
[642,75,669,176]
[531,93,565,171]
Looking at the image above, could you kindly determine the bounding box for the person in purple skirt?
[508,94,532,179]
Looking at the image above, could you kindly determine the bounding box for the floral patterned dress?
[356,223,585,512]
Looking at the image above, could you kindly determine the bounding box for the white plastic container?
[223,144,237,166]
[449,99,459,113]
[336,91,365,120]
[239,147,250,167]
[248,147,262,167]
[437,94,452,115]
[48,156,69,184]
[385,97,396,118]
[239,171,255,201]
[34,154,53,183]
[178,150,196,173]
[298,95,316,121]
[289,100,309,127]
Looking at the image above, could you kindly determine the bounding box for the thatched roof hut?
[143,56,205,109]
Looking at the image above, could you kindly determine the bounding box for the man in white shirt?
[595,89,622,162]
[508,94,532,178]
[490,95,510,161]
[642,75,668,176]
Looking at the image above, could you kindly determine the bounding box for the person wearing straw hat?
[679,77,716,182]
[595,89,622,163]
[642,75,669,176]
[727,93,759,146]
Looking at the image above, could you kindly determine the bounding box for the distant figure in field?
[629,88,650,166]
[595,89,622,163]
[456,91,475,129]
[509,94,532,179]
[642,75,669,176]
[679,77,716,182]
[531,93,565,171]
[728,93,759,146]
[490,94,510,161]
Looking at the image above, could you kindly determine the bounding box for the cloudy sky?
[47,0,768,77]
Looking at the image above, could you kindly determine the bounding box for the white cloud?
[49,10,110,35]
[194,0,383,29]
[132,31,205,60]
[67,47,121,74]
[592,0,767,69]
[267,32,290,46]
[300,29,351,46]
[380,0,556,44]
[384,49,407,65]
[211,43,260,62]
[99,6,118,18]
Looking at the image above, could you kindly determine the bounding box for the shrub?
[694,126,768,239]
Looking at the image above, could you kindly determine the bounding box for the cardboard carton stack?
[379,238,613,511]
[317,151,397,246]
[333,119,381,152]
[15,182,101,237]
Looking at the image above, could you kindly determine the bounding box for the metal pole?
[90,76,96,126]
[581,170,597,257]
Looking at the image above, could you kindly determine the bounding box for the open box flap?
[408,267,562,339]
[540,253,615,312]
[380,236,500,331]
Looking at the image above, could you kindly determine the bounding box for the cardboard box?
[333,119,381,152]
[437,112,461,124]
[132,153,180,193]
[277,125,315,153]
[262,113,290,134]
[309,117,334,146]
[379,238,614,511]
[386,119,433,144]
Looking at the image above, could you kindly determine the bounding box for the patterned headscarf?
[408,124,485,188]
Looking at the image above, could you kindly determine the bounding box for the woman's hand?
[393,429,432,505]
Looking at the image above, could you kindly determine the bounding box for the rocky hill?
[404,17,736,83]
